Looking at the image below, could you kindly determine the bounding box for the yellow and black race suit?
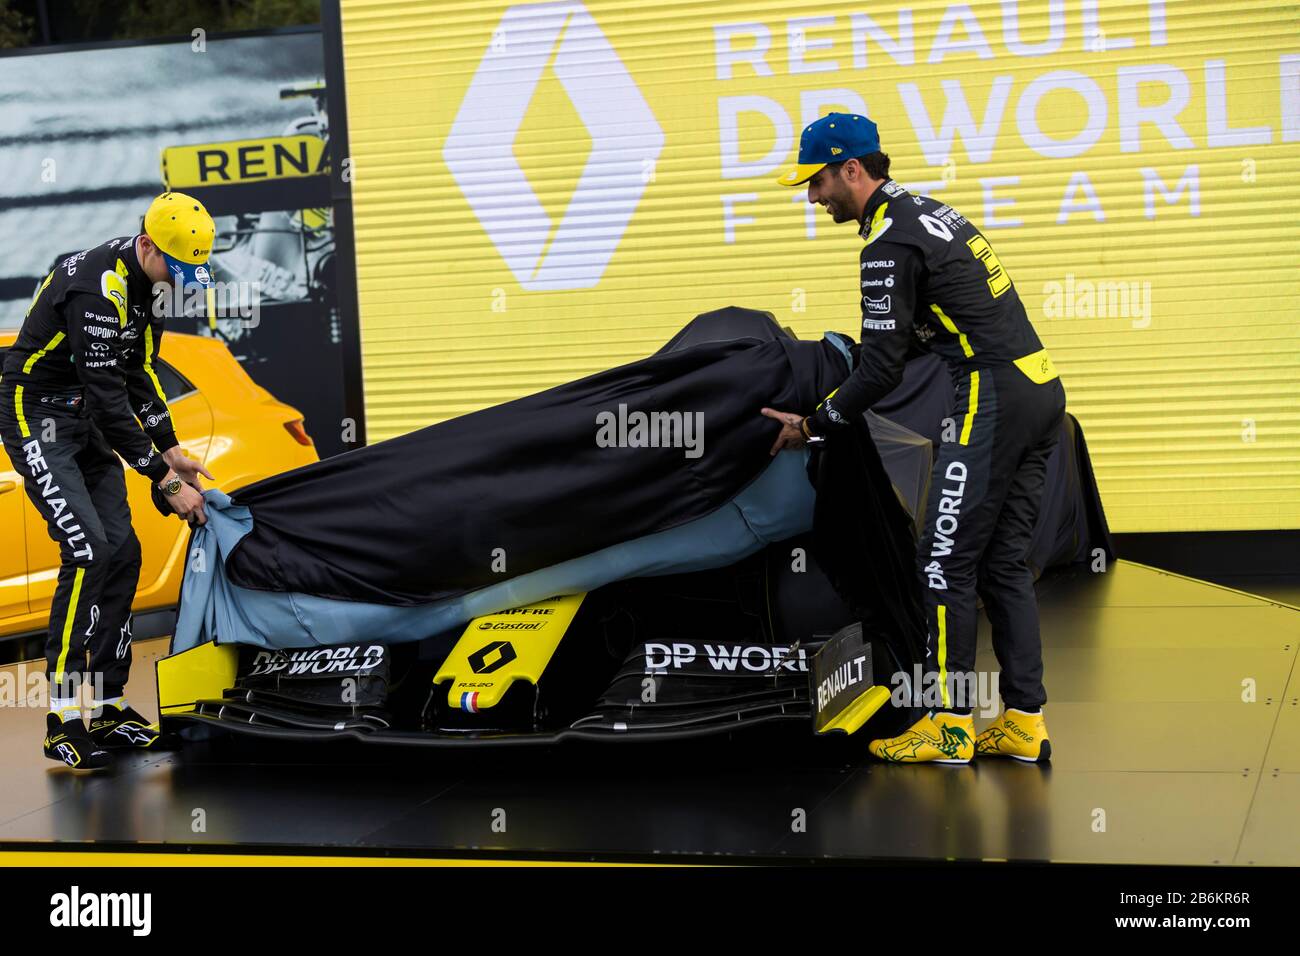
[0,235,177,697]
[2,235,178,478]
[810,181,1066,713]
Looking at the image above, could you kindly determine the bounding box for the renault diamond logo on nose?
[469,640,517,674]
[443,2,664,291]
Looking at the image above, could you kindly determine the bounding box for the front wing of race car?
[157,592,910,749]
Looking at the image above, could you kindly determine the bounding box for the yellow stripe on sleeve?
[142,324,168,403]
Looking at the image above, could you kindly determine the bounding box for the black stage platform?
[1,560,1296,865]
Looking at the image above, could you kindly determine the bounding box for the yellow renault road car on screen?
[0,330,319,643]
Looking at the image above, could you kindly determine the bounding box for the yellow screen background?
[339,0,1300,532]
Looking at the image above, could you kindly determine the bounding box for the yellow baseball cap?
[143,192,216,288]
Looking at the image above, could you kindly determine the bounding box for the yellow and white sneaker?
[976,708,1051,763]
[868,711,976,764]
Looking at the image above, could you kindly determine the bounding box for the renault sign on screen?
[339,0,1300,532]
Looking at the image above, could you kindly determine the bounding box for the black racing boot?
[88,704,181,751]
[44,713,114,770]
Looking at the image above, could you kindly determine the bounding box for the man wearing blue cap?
[0,192,216,769]
[765,113,1065,765]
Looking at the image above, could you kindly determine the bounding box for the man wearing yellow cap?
[765,114,1065,765]
[0,192,216,769]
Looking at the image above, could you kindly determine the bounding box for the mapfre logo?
[443,2,664,290]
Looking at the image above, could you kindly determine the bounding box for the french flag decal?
[460,691,480,713]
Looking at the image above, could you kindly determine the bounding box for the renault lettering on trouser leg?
[21,439,92,560]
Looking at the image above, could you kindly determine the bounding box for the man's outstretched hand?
[761,407,807,456]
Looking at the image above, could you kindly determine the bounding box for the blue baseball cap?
[776,112,881,187]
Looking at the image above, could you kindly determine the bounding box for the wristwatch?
[161,476,184,496]
[800,417,825,445]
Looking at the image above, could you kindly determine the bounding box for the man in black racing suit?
[0,192,215,770]
[767,113,1063,764]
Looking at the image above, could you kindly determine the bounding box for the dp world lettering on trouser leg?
[975,373,1066,714]
[917,368,1003,715]
[917,366,1066,716]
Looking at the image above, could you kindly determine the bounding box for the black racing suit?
[807,180,1066,714]
[0,235,178,698]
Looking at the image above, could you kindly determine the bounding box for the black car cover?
[217,306,1112,617]
[809,414,929,670]
[225,316,853,605]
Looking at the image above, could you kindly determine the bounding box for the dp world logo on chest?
[443,2,664,291]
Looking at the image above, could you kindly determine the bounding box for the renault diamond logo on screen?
[443,1,664,291]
